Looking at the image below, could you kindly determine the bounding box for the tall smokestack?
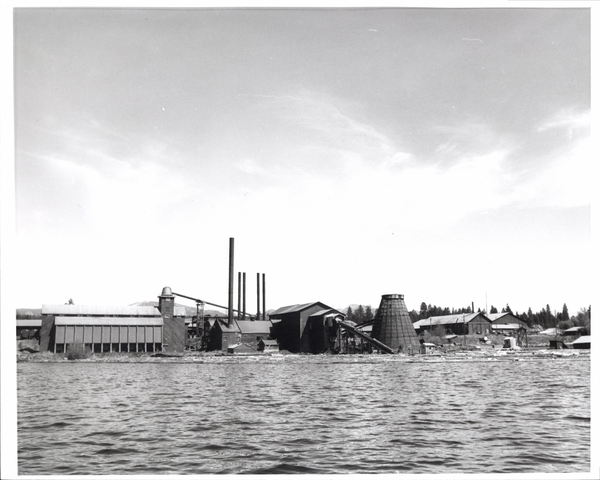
[472,301,474,313]
[243,272,246,320]
[228,238,234,327]
[256,273,261,321]
[262,273,266,321]
[237,272,241,320]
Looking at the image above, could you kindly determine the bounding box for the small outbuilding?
[420,342,436,354]
[258,339,280,353]
[572,335,591,350]
[563,326,586,336]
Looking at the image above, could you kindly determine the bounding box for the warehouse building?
[413,312,492,336]
[487,312,529,332]
[269,302,345,353]
[39,288,188,354]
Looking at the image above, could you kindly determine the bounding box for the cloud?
[536,109,590,140]
[514,136,591,209]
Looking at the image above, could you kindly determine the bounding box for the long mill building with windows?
[39,288,188,354]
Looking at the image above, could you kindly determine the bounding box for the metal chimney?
[228,238,234,327]
[243,272,246,320]
[262,273,266,320]
[237,272,241,320]
[256,273,260,321]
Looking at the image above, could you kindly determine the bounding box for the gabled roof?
[487,312,526,324]
[540,328,560,335]
[413,312,489,327]
[572,335,591,344]
[270,302,332,316]
[564,326,585,333]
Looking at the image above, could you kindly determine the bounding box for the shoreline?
[17,348,590,364]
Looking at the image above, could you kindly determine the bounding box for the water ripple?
[17,355,590,475]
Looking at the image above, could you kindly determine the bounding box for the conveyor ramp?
[338,321,394,354]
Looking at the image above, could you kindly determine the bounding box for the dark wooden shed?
[269,302,344,353]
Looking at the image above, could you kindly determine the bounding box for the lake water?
[17,354,590,475]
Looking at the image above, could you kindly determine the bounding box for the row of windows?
[53,342,163,354]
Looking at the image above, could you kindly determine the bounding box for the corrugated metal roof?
[17,319,42,327]
[54,316,163,326]
[413,313,487,327]
[42,304,187,317]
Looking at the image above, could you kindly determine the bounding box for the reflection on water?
[18,355,590,474]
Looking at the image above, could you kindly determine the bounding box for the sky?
[6,6,594,316]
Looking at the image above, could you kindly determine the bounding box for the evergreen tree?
[346,306,353,322]
[355,305,365,324]
[490,305,498,314]
[562,304,569,323]
[547,304,554,327]
[365,305,374,322]
[419,302,428,319]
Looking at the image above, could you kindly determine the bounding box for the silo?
[371,294,421,353]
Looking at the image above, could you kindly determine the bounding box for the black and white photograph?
[1,2,595,478]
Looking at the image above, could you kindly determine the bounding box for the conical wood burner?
[371,294,421,354]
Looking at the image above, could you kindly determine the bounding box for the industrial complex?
[17,238,588,356]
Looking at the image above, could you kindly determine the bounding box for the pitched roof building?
[269,301,344,353]
[413,312,492,336]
